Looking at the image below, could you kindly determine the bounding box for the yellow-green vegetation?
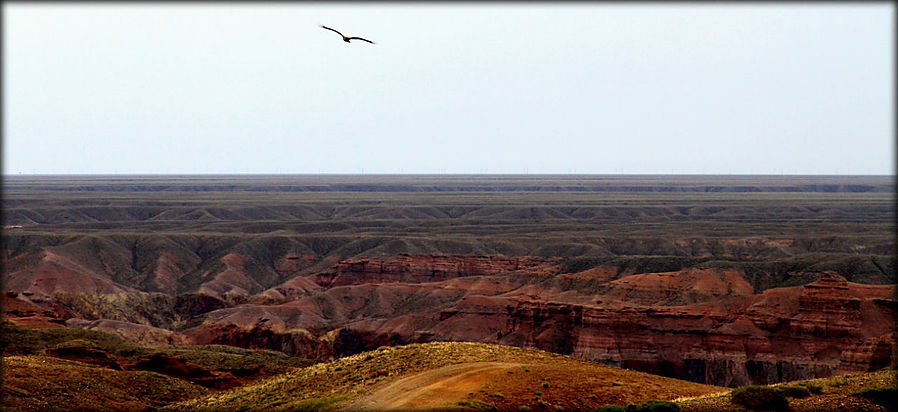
[594,400,681,412]
[2,324,320,411]
[677,368,896,412]
[169,342,568,411]
[593,399,680,412]
[457,399,500,411]
[850,385,897,411]
[630,400,681,412]
[1,355,208,411]
[730,386,789,411]
[169,341,723,411]
[1,324,142,356]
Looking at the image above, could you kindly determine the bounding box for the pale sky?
[3,3,894,175]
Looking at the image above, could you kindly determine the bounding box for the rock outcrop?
[2,291,70,328]
[43,344,241,390]
[183,264,896,387]
[311,254,553,287]
[45,345,125,370]
[4,245,894,388]
[486,273,895,386]
[129,353,242,390]
[65,318,191,346]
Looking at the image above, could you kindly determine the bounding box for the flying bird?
[320,25,375,44]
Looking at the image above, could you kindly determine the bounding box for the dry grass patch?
[2,355,208,411]
[170,342,723,411]
[678,368,896,412]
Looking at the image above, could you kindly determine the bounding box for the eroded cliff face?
[487,273,895,386]
[311,255,553,287]
[178,259,896,387]
[3,247,894,387]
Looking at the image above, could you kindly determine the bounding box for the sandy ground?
[340,362,523,410]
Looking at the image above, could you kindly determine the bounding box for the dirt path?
[340,362,524,410]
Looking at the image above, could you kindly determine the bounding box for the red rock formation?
[490,273,896,386]
[256,276,323,304]
[128,353,241,390]
[2,292,70,328]
[312,255,553,287]
[144,251,200,295]
[47,344,246,390]
[4,251,139,300]
[65,318,190,346]
[5,247,894,388]
[184,267,895,387]
[46,345,124,370]
[41,344,248,390]
[603,268,754,305]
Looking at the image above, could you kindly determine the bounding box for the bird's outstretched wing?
[320,25,344,37]
[347,36,375,44]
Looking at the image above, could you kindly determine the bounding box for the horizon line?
[3,173,895,178]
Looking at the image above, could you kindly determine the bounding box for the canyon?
[3,175,895,388]
[5,251,894,387]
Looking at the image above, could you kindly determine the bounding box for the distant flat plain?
[3,175,894,265]
[3,175,895,237]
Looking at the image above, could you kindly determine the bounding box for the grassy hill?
[1,324,315,379]
[170,341,725,411]
[3,328,893,411]
[1,324,316,411]
[170,341,897,411]
[2,355,208,411]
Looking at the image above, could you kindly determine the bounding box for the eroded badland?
[2,175,895,410]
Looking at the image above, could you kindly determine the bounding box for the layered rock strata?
[182,260,896,387]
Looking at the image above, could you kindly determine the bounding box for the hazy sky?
[3,3,894,175]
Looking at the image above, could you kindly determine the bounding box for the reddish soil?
[2,292,70,329]
[42,344,241,390]
[344,362,523,410]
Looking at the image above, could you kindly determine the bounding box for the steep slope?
[183,268,895,387]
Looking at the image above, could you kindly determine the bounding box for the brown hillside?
[2,355,209,411]
[171,341,725,411]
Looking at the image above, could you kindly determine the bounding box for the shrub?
[542,381,550,388]
[780,384,811,398]
[830,379,849,387]
[851,386,898,410]
[731,385,789,411]
[594,405,626,412]
[625,400,680,412]
[289,395,348,411]
[797,382,823,394]
[456,399,498,411]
